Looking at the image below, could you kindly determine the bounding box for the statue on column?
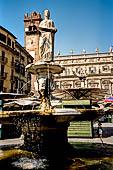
[38,9,57,62]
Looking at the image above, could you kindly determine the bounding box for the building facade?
[54,49,113,97]
[0,26,33,93]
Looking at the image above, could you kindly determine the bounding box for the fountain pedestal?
[21,115,69,156]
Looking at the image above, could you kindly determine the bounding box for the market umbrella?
[104,96,113,103]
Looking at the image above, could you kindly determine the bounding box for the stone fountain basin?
[1,108,103,123]
[25,61,64,74]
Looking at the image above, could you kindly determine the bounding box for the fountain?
[0,10,106,169]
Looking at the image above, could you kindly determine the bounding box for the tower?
[24,11,42,94]
[24,11,42,63]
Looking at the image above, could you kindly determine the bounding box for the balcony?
[0,72,7,80]
[0,56,8,64]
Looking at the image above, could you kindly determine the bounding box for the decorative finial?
[83,48,86,54]
[57,50,60,56]
[109,46,112,52]
[96,48,99,53]
[70,49,74,54]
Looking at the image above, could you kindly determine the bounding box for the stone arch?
[101,79,111,91]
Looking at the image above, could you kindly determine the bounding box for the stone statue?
[38,9,57,62]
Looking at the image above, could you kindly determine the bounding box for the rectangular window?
[15,78,18,89]
[11,56,14,67]
[0,80,4,91]
[21,55,24,61]
[102,66,109,71]
[89,67,96,74]
[1,51,5,61]
[0,33,6,43]
[12,56,14,63]
[7,37,11,46]
[1,65,4,76]
[15,60,20,73]
[2,51,5,58]
[11,69,13,80]
[16,51,19,56]
[111,68,113,73]
[12,41,14,49]
[20,64,25,76]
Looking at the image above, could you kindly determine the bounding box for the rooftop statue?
[38,9,57,62]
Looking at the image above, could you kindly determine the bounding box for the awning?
[4,100,40,107]
[3,99,61,107]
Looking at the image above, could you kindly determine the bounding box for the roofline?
[0,25,17,39]
[55,51,112,58]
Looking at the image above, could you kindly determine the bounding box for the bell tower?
[24,11,42,63]
[24,11,42,94]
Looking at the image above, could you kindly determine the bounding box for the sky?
[0,0,113,56]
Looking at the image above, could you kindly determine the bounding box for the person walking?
[98,122,103,138]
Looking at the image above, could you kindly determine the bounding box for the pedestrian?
[98,122,103,138]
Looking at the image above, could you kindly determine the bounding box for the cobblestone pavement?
[68,136,113,145]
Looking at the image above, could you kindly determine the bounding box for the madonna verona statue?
[38,9,57,62]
